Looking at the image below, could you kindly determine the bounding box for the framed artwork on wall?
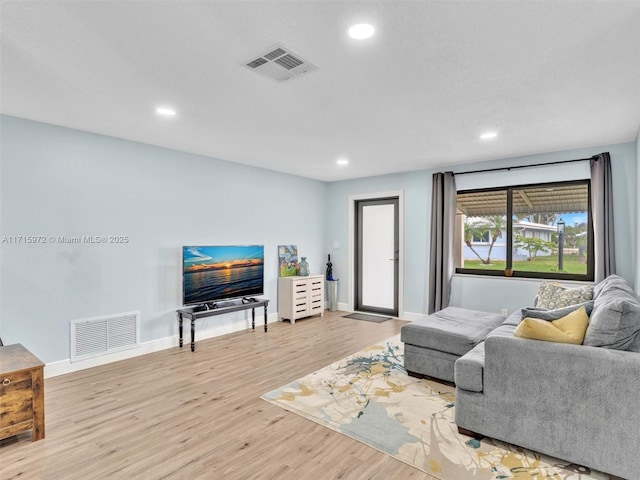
[278,245,299,276]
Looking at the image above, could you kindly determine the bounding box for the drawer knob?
[2,378,10,386]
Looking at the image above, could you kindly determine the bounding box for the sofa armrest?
[483,335,640,477]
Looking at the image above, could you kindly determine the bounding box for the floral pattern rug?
[261,335,608,480]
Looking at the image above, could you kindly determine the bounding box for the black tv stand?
[177,298,270,351]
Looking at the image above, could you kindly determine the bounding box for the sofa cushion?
[502,310,523,327]
[487,322,518,338]
[404,344,460,382]
[584,276,640,350]
[521,300,594,321]
[400,307,505,356]
[536,282,594,309]
[454,343,485,392]
[514,306,589,344]
[455,322,518,393]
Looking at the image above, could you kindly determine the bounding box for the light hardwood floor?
[1,311,438,480]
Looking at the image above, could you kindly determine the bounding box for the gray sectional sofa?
[454,275,640,479]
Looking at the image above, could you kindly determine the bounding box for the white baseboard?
[337,302,349,312]
[45,312,279,378]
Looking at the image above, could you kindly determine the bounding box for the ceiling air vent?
[244,43,317,82]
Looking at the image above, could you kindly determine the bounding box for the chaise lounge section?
[400,307,505,383]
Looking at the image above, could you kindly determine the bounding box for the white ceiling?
[2,1,639,182]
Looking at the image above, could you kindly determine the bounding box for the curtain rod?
[452,155,596,177]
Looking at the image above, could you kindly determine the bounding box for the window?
[454,180,593,281]
[472,231,491,243]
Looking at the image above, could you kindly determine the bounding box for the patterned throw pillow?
[536,282,594,310]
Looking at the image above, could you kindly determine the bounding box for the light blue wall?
[325,171,431,315]
[2,114,637,362]
[327,142,637,316]
[0,115,327,362]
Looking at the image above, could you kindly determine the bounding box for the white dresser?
[278,275,325,323]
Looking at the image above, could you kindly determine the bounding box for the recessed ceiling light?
[336,158,349,166]
[480,132,498,140]
[155,106,176,117]
[348,24,375,40]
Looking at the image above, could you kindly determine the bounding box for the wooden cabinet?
[0,344,45,442]
[278,275,325,323]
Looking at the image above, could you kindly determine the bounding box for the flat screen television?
[182,245,264,306]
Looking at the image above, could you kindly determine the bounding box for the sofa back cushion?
[536,282,594,309]
[630,333,640,353]
[593,273,636,298]
[584,275,640,351]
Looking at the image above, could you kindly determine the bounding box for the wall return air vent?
[70,311,140,362]
[244,43,317,82]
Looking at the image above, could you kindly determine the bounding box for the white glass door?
[355,198,398,316]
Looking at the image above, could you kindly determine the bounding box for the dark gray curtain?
[590,152,616,282]
[429,171,456,314]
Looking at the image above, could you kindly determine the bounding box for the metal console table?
[177,298,269,352]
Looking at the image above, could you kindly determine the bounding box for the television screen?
[182,245,264,305]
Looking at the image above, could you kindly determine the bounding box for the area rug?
[261,335,607,480]
[343,312,391,322]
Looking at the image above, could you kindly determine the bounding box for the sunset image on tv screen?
[183,245,264,305]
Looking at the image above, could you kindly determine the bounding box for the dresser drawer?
[293,290,308,301]
[0,369,34,428]
[292,279,309,297]
[293,308,310,320]
[309,299,324,315]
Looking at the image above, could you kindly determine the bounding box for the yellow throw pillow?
[514,306,589,345]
